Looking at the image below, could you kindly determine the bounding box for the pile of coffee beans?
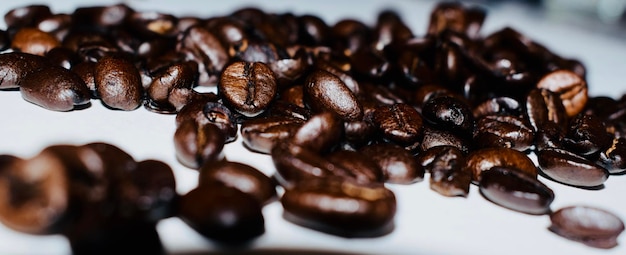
[0,1,625,252]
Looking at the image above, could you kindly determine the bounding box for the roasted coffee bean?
[350,47,389,79]
[4,5,52,29]
[420,126,471,153]
[373,103,423,146]
[72,4,133,28]
[372,10,412,51]
[36,13,71,40]
[11,27,60,56]
[198,160,276,205]
[271,141,356,188]
[145,61,198,113]
[537,148,609,188]
[291,112,343,153]
[297,15,330,46]
[219,61,277,117]
[549,206,625,249]
[315,60,361,95]
[597,137,626,174]
[132,160,177,222]
[281,178,396,237]
[537,69,588,117]
[128,11,179,38]
[0,52,50,89]
[359,82,405,106]
[174,120,226,169]
[465,147,537,183]
[71,62,97,98]
[472,97,521,119]
[205,17,247,53]
[343,118,377,149]
[265,100,311,121]
[394,43,436,88]
[0,153,69,234]
[241,116,304,154]
[479,166,554,215]
[177,25,228,85]
[280,85,306,108]
[563,113,613,157]
[45,47,79,69]
[233,42,279,64]
[413,84,456,109]
[418,146,470,197]
[422,95,474,136]
[304,69,363,121]
[174,92,220,126]
[178,185,265,243]
[428,2,486,38]
[331,19,371,55]
[534,121,566,151]
[473,114,534,151]
[202,102,238,143]
[359,143,424,184]
[526,88,568,132]
[95,54,143,110]
[20,65,91,111]
[269,52,308,88]
[327,150,384,183]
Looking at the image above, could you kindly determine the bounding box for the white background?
[0,0,625,254]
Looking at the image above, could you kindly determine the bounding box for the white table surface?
[0,0,625,254]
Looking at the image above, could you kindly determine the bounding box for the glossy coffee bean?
[4,5,52,29]
[0,52,49,89]
[178,185,265,243]
[281,178,396,237]
[422,95,474,136]
[95,54,143,110]
[304,69,363,121]
[219,61,277,117]
[202,102,238,143]
[549,206,625,249]
[177,25,228,85]
[327,150,384,183]
[373,103,423,146]
[372,10,412,51]
[472,96,521,119]
[537,148,609,188]
[479,166,554,215]
[291,112,343,153]
[536,70,588,117]
[343,118,377,149]
[534,121,566,152]
[20,65,91,111]
[526,88,568,132]
[349,47,389,79]
[473,114,534,151]
[198,160,276,205]
[241,116,304,154]
[145,61,198,113]
[174,92,220,127]
[597,137,626,174]
[563,113,613,157]
[315,60,361,95]
[420,126,471,153]
[428,2,486,38]
[465,147,537,183]
[45,47,79,69]
[132,160,177,222]
[418,146,471,197]
[11,27,60,56]
[359,143,424,184]
[174,120,226,169]
[331,19,371,55]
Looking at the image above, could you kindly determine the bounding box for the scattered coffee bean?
[465,147,537,183]
[95,54,143,110]
[20,65,91,111]
[173,120,226,169]
[198,160,276,205]
[359,143,424,184]
[549,206,625,249]
[219,61,277,117]
[537,148,609,188]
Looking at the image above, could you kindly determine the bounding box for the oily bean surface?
[536,69,588,117]
[219,61,277,117]
[465,147,537,183]
[241,116,304,154]
[174,120,226,169]
[537,148,609,188]
[304,69,363,121]
[0,52,50,89]
[95,54,143,111]
[198,160,276,205]
[549,206,625,249]
[373,103,423,146]
[359,143,424,184]
[20,65,91,111]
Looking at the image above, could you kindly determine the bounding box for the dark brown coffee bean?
[198,160,276,205]
[128,11,178,38]
[420,126,471,153]
[241,116,304,154]
[537,148,609,188]
[132,160,177,222]
[20,65,91,111]
[45,47,79,69]
[202,102,238,143]
[315,60,361,95]
[418,146,471,197]
[145,61,198,113]
[71,62,97,98]
[304,69,362,121]
[11,27,60,56]
[428,2,486,38]
[36,13,71,40]
[534,121,566,152]
[174,92,220,126]
[281,178,395,237]
[291,112,343,153]
[265,100,311,121]
[4,5,52,29]
[359,143,424,184]
[174,120,226,169]
[280,85,306,108]
[372,10,412,51]
[563,113,613,157]
[479,166,554,215]
[331,19,371,55]
[549,206,625,249]
[474,115,534,151]
[526,88,568,132]
[359,82,405,106]
[95,54,143,111]
[177,25,228,85]
[178,185,265,243]
[297,15,330,46]
[373,103,423,146]
[412,84,456,109]
[72,4,133,28]
[472,97,521,119]
[219,61,277,117]
[537,70,588,117]
[597,137,626,174]
[422,95,474,136]
[327,150,384,183]
[350,47,389,79]
[343,118,377,149]
[465,147,537,183]
[269,52,308,88]
[0,52,50,89]
[233,42,279,64]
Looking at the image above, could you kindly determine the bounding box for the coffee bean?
[174,120,226,169]
[198,160,276,205]
[20,65,91,111]
[331,19,371,55]
[132,160,177,222]
[597,137,626,174]
[465,147,537,183]
[534,121,566,152]
[174,92,220,126]
[428,2,486,38]
[418,146,470,197]
[178,185,265,243]
[241,116,304,154]
[537,148,609,188]
[11,27,60,56]
[304,69,363,121]
[549,206,625,249]
[526,88,568,132]
[420,126,471,153]
[145,61,198,113]
[202,101,239,143]
[359,143,424,184]
[563,113,613,157]
[536,70,588,117]
[479,166,554,215]
[327,149,384,183]
[177,25,228,85]
[473,114,534,151]
[95,54,144,110]
[291,112,343,153]
[0,52,50,89]
[373,103,423,146]
[422,95,474,136]
[281,178,395,237]
[472,96,521,119]
[4,5,52,29]
[219,61,277,117]
[372,10,412,51]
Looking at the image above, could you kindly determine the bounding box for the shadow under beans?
[538,170,605,191]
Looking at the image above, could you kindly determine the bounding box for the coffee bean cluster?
[0,1,625,252]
